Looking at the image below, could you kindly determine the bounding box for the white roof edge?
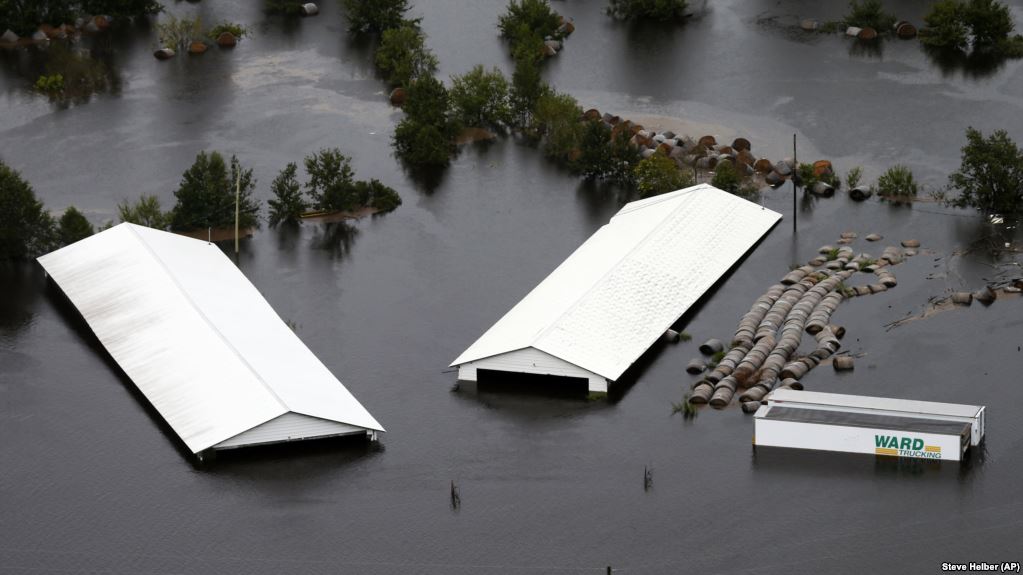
[766,389,982,418]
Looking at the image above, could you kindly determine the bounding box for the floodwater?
[2,1,1023,573]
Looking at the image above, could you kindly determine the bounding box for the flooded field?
[2,1,1022,573]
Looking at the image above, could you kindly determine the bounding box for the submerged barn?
[451,184,782,393]
[38,223,383,457]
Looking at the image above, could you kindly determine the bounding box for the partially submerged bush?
[304,148,359,212]
[157,14,203,50]
[533,91,582,159]
[449,65,512,130]
[636,152,693,198]
[34,74,65,97]
[208,22,249,41]
[947,127,1023,214]
[498,0,562,49]
[710,160,742,195]
[845,166,863,189]
[341,0,412,34]
[876,165,918,199]
[843,0,896,31]
[375,23,439,87]
[576,120,640,184]
[922,0,1023,56]
[392,76,460,167]
[606,0,689,22]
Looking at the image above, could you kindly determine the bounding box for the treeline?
[0,149,401,260]
[0,0,162,35]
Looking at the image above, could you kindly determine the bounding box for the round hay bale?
[800,19,820,32]
[698,135,717,148]
[857,27,878,40]
[754,158,773,173]
[153,47,175,60]
[811,181,835,197]
[974,286,996,305]
[583,108,601,121]
[661,130,676,139]
[709,387,734,408]
[896,21,917,39]
[389,86,406,106]
[865,233,882,242]
[188,41,208,55]
[765,171,785,187]
[699,339,724,355]
[686,359,706,374]
[849,186,872,201]
[216,31,237,47]
[830,324,846,339]
[812,160,834,177]
[663,329,681,343]
[951,292,973,305]
[901,239,921,248]
[301,3,320,16]
[741,400,762,414]
[732,137,752,152]
[689,383,713,404]
[840,231,857,239]
[774,160,792,176]
[833,356,855,371]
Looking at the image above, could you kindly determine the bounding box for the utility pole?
[234,170,241,255]
[792,133,797,234]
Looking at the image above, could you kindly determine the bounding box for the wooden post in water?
[234,171,241,255]
[792,133,797,234]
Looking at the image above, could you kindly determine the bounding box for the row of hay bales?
[800,18,919,41]
[579,108,837,190]
[1,16,114,46]
[687,236,923,412]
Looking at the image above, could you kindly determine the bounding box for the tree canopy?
[169,151,260,232]
[0,161,59,260]
[948,127,1023,214]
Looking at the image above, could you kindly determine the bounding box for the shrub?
[796,162,819,189]
[844,0,896,31]
[922,0,1021,54]
[169,152,260,231]
[341,0,412,34]
[208,22,249,41]
[58,206,93,245]
[606,0,689,22]
[303,149,357,212]
[533,91,582,159]
[268,163,306,226]
[966,0,1014,47]
[509,40,550,128]
[710,160,742,194]
[0,161,59,259]
[577,120,615,179]
[923,0,971,49]
[876,165,918,199]
[636,153,692,197]
[947,127,1023,214]
[35,74,65,97]
[0,1,77,36]
[498,0,561,49]
[393,76,459,167]
[375,23,439,87]
[82,0,163,18]
[118,194,169,229]
[157,14,203,50]
[358,179,403,212]
[449,65,511,130]
[845,166,863,189]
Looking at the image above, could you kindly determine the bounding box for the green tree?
[81,0,163,18]
[606,0,689,22]
[509,38,550,128]
[449,65,512,130]
[375,23,438,87]
[58,206,93,245]
[268,162,307,226]
[711,160,743,194]
[948,127,1023,214]
[304,149,357,212]
[923,0,970,50]
[0,161,58,259]
[498,0,561,49]
[533,91,582,159]
[843,0,896,31]
[169,152,260,232]
[341,0,411,34]
[118,194,169,229]
[0,0,77,36]
[876,165,918,199]
[577,120,615,179]
[392,76,459,167]
[353,179,402,212]
[636,152,691,197]
[965,0,1014,46]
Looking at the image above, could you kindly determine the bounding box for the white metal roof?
[38,223,383,453]
[451,184,782,381]
[765,389,983,419]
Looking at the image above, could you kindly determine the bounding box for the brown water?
[2,1,1023,573]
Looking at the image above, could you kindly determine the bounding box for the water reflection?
[848,38,884,60]
[311,220,359,258]
[751,445,979,481]
[0,264,44,338]
[0,40,122,105]
[922,44,1008,80]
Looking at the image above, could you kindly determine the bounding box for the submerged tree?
[268,162,306,226]
[0,161,58,260]
[341,0,411,34]
[449,65,512,130]
[118,194,169,229]
[947,127,1023,214]
[375,23,438,87]
[169,152,260,232]
[533,91,582,159]
[304,149,358,212]
[636,152,692,197]
[606,0,689,22]
[58,206,94,245]
[392,76,460,167]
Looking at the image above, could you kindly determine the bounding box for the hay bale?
[699,339,724,355]
[974,286,996,305]
[849,186,872,201]
[833,356,854,371]
[951,292,973,305]
[741,400,762,414]
[865,233,882,242]
[686,359,707,374]
[901,239,921,248]
[689,383,713,404]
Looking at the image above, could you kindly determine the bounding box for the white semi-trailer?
[753,389,985,462]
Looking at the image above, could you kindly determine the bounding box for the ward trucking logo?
[874,435,943,459]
